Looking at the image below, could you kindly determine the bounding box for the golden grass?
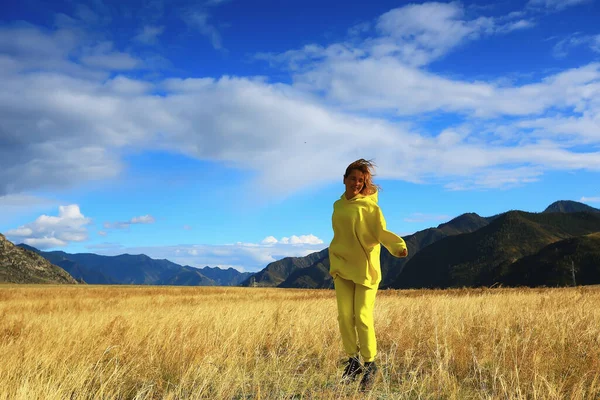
[1,285,600,399]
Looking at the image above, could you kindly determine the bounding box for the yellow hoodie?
[329,191,407,288]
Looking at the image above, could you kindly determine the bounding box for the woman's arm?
[375,206,408,258]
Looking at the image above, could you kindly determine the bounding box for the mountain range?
[14,245,252,286]
[394,208,600,289]
[242,200,600,289]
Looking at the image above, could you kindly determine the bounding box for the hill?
[543,200,600,214]
[380,212,490,287]
[499,232,600,287]
[392,211,600,289]
[240,249,328,287]
[0,234,77,284]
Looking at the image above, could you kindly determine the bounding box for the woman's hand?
[399,248,408,257]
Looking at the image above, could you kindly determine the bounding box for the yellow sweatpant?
[333,276,378,362]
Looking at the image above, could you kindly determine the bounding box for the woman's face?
[344,169,365,198]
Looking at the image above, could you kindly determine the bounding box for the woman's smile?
[344,169,365,199]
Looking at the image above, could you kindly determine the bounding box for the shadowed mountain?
[278,250,331,288]
[19,245,114,284]
[499,232,600,287]
[380,212,490,287]
[26,251,183,284]
[240,249,329,287]
[0,235,77,284]
[543,200,600,214]
[393,211,600,289]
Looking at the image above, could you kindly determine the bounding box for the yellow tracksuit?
[329,191,407,362]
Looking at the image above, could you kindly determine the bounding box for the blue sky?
[1,0,599,272]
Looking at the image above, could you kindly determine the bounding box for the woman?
[329,159,408,390]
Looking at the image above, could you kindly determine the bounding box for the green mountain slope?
[543,200,600,214]
[393,211,600,289]
[240,248,329,287]
[499,232,600,287]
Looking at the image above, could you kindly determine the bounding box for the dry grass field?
[1,285,600,399]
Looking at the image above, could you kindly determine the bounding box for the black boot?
[341,356,363,382]
[360,361,378,391]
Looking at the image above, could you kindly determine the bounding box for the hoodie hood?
[341,190,379,204]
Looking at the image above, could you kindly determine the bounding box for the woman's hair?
[344,158,380,195]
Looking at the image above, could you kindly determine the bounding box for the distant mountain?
[392,211,600,289]
[20,245,114,284]
[0,234,77,284]
[198,266,252,286]
[16,246,248,286]
[157,266,216,286]
[499,232,600,287]
[543,200,600,214]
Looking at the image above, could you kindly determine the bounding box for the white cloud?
[5,205,92,249]
[6,227,33,236]
[373,2,494,66]
[498,19,535,33]
[296,58,600,119]
[184,11,223,50]
[103,214,156,229]
[348,22,371,37]
[131,215,155,224]
[528,0,591,11]
[261,236,278,245]
[104,76,153,95]
[580,196,600,203]
[553,34,600,58]
[81,42,142,70]
[98,231,107,236]
[591,34,600,53]
[261,234,324,245]
[24,237,68,249]
[182,0,232,50]
[1,10,600,198]
[0,24,103,79]
[134,25,165,45]
[283,235,324,245]
[0,194,60,215]
[262,2,533,69]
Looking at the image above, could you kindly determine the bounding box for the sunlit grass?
[1,284,599,399]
